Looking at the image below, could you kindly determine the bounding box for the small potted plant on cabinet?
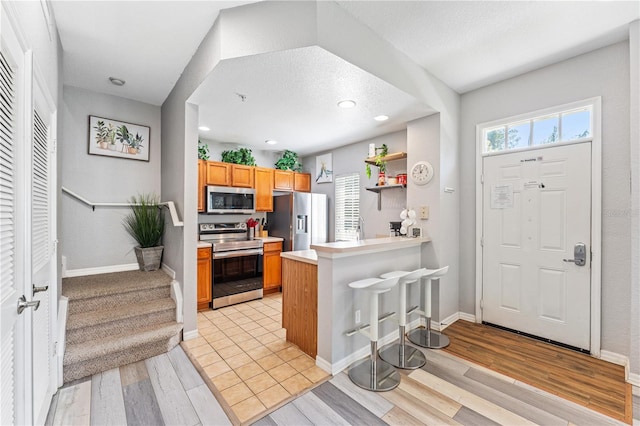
[365,143,388,185]
[221,147,256,165]
[123,193,165,271]
[274,150,302,171]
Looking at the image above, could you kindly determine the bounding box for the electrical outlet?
[355,310,361,324]
[420,206,429,220]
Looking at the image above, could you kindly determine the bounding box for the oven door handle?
[212,248,264,259]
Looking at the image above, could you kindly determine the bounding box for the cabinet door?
[263,241,282,291]
[198,160,206,212]
[206,161,231,186]
[255,167,274,212]
[274,170,294,191]
[231,164,255,188]
[294,172,311,192]
[197,247,212,310]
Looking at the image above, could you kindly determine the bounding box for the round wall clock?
[410,161,434,185]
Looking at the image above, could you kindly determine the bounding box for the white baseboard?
[63,263,139,278]
[319,318,422,375]
[183,329,199,341]
[57,296,68,388]
[459,312,477,323]
[170,280,183,323]
[162,263,176,279]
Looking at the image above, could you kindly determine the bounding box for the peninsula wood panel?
[263,241,282,293]
[282,258,318,358]
[197,160,206,212]
[197,247,211,311]
[255,167,274,212]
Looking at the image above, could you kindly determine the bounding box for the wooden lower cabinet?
[263,241,282,293]
[281,257,317,358]
[197,247,212,311]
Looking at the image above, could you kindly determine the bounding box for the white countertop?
[197,241,212,249]
[280,250,317,265]
[311,236,431,258]
[256,236,284,243]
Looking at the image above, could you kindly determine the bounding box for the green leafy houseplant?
[365,143,388,179]
[124,194,165,271]
[116,124,131,146]
[198,139,210,160]
[129,133,144,150]
[274,150,302,172]
[221,147,256,165]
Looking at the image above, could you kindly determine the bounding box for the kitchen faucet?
[356,216,365,240]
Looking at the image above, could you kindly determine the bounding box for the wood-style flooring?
[442,320,631,423]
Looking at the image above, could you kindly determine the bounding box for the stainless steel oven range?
[199,222,264,309]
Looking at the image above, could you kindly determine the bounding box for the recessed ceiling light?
[265,139,278,145]
[337,100,356,109]
[374,115,389,122]
[108,77,125,86]
[198,126,210,131]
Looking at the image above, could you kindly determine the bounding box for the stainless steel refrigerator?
[267,193,328,251]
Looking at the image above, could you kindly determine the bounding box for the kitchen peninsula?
[281,236,431,374]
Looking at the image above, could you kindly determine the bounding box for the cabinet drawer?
[264,241,282,253]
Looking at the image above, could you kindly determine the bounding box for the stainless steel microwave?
[206,186,256,214]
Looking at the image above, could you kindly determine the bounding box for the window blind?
[335,173,359,241]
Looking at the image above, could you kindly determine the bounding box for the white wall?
[459,42,631,357]
[60,86,161,270]
[303,131,408,242]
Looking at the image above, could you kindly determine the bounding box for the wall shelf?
[364,151,407,165]
[365,184,406,210]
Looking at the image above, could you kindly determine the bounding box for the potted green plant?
[274,150,302,171]
[123,193,165,271]
[107,123,117,151]
[116,124,131,153]
[198,139,210,160]
[221,147,256,165]
[93,120,110,149]
[365,143,388,185]
[128,133,144,155]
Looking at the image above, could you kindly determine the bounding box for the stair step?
[63,322,182,383]
[63,270,172,314]
[66,298,176,345]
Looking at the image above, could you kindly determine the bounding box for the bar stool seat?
[347,276,401,392]
[378,268,427,369]
[407,266,450,349]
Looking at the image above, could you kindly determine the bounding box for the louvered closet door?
[0,15,27,425]
[31,75,57,424]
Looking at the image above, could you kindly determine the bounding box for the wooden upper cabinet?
[255,167,274,212]
[274,170,294,191]
[198,160,206,212]
[206,161,231,186]
[294,172,311,192]
[231,164,255,188]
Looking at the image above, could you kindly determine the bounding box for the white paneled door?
[482,143,591,350]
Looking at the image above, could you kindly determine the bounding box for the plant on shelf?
[274,150,302,172]
[221,147,256,165]
[365,143,388,183]
[123,193,165,271]
[198,139,210,160]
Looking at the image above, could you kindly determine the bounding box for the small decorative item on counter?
[396,173,407,185]
[399,208,416,236]
[247,218,259,239]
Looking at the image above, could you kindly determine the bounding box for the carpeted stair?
[62,270,182,383]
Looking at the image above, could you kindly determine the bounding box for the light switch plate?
[420,206,429,220]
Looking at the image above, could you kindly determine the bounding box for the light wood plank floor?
[442,320,631,423]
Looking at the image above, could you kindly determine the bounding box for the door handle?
[563,242,586,266]
[33,284,49,294]
[17,295,40,314]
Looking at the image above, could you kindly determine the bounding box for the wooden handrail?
[61,187,184,227]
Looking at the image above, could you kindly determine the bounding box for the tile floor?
[183,293,330,423]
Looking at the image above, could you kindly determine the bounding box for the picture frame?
[315,153,333,183]
[88,115,150,162]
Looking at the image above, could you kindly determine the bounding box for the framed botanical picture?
[88,115,150,161]
[315,153,333,183]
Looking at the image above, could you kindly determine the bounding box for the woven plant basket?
[134,246,164,271]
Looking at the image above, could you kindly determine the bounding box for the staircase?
[62,270,182,383]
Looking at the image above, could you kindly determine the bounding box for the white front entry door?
[482,142,592,350]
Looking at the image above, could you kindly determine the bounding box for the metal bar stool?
[407,266,450,349]
[378,268,427,369]
[346,276,401,392]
